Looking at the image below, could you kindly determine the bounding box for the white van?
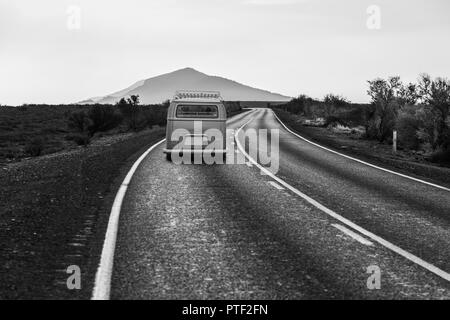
[163,91,227,161]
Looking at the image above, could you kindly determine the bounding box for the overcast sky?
[0,0,449,105]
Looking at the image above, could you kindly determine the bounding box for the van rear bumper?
[163,148,227,154]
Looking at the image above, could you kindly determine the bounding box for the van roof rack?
[173,90,222,100]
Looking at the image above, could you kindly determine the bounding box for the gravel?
[0,128,165,299]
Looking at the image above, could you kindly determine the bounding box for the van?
[163,91,227,162]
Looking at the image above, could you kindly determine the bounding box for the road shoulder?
[273,109,450,189]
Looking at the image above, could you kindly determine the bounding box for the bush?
[117,95,142,131]
[324,115,348,128]
[429,148,450,165]
[365,105,397,142]
[323,94,349,108]
[418,74,450,149]
[24,137,45,157]
[415,106,441,151]
[87,105,122,135]
[364,117,380,140]
[157,107,168,126]
[67,111,91,133]
[336,106,366,126]
[141,106,168,129]
[66,133,91,146]
[396,106,421,150]
[366,77,405,142]
[282,95,316,115]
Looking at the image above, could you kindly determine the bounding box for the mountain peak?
[87,69,292,104]
[170,67,205,76]
[179,67,197,72]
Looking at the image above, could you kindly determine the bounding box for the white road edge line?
[235,112,450,282]
[92,139,166,300]
[272,111,450,192]
[268,181,285,190]
[332,224,374,246]
[91,110,256,300]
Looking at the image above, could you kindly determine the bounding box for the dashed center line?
[332,224,374,246]
[268,181,285,190]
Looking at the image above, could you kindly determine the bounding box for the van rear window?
[176,105,219,118]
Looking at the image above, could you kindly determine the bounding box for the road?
[106,108,450,299]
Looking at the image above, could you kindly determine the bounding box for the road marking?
[92,138,166,300]
[268,181,285,190]
[235,111,450,282]
[91,111,253,300]
[272,111,450,192]
[332,224,374,246]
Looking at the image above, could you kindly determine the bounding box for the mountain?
[80,68,292,104]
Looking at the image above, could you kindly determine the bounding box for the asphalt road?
[109,108,450,299]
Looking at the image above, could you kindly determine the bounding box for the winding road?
[96,108,450,299]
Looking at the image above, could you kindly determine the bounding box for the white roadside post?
[393,130,397,154]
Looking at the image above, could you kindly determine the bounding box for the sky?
[0,0,449,105]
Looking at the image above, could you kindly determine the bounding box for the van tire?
[166,153,172,162]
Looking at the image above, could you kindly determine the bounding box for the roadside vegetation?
[65,95,169,148]
[272,74,450,166]
[0,96,243,163]
[0,96,169,162]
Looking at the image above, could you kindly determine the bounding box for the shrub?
[67,111,91,133]
[429,148,450,165]
[396,106,421,150]
[324,115,348,128]
[87,105,122,135]
[364,117,380,140]
[157,107,168,127]
[142,106,168,129]
[134,114,148,132]
[366,77,406,142]
[323,94,349,108]
[415,106,439,150]
[24,137,45,157]
[336,106,366,126]
[117,96,141,131]
[285,95,315,115]
[66,133,91,146]
[418,74,450,149]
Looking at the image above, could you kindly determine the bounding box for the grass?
[0,105,84,161]
[0,105,163,162]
